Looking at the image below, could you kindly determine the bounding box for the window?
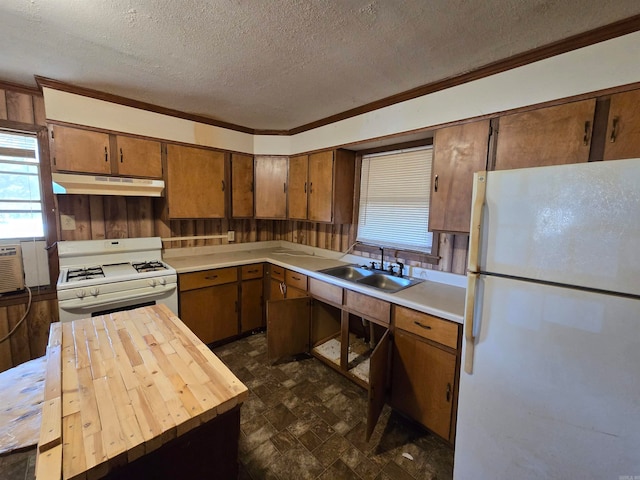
[0,131,44,239]
[357,146,434,253]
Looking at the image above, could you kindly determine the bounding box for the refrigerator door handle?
[464,171,487,374]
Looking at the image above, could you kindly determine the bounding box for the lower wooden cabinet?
[179,267,239,344]
[240,264,264,333]
[268,265,308,300]
[390,306,461,443]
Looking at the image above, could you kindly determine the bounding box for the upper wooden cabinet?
[231,153,254,218]
[255,156,288,219]
[429,120,490,234]
[287,149,355,224]
[494,99,596,170]
[165,144,226,218]
[603,89,640,161]
[288,155,308,220]
[49,124,162,178]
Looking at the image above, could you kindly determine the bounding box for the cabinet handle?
[250,181,254,193]
[247,269,259,274]
[221,180,226,191]
[304,182,307,193]
[234,301,238,313]
[610,117,619,143]
[434,174,438,192]
[283,183,287,193]
[205,275,218,280]
[120,147,123,163]
[583,121,592,146]
[446,383,452,402]
[292,276,301,281]
[309,182,313,194]
[414,321,432,330]
[104,146,108,162]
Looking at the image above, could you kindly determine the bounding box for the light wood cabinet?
[494,99,596,170]
[429,120,490,234]
[391,306,460,443]
[49,124,162,178]
[165,144,226,218]
[240,264,264,333]
[255,156,288,219]
[286,150,356,223]
[179,267,239,344]
[231,153,254,218]
[603,89,640,161]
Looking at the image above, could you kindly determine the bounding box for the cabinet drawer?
[394,306,458,349]
[242,263,264,280]
[179,267,238,291]
[285,270,308,291]
[270,265,285,282]
[309,278,342,305]
[344,290,390,325]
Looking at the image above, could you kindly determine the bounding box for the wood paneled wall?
[0,83,59,374]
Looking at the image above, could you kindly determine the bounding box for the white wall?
[44,31,640,156]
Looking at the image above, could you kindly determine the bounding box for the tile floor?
[0,332,454,480]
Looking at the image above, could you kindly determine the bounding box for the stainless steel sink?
[318,264,423,293]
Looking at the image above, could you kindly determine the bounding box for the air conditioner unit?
[0,244,25,294]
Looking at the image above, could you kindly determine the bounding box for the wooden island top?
[35,304,248,480]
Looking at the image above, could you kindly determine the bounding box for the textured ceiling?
[1,1,639,131]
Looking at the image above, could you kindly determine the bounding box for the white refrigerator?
[454,158,640,480]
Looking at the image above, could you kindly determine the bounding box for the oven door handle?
[59,284,177,310]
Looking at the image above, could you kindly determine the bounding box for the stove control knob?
[76,289,86,299]
[158,278,166,286]
[148,279,157,287]
[90,288,99,297]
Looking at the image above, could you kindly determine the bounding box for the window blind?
[357,146,433,252]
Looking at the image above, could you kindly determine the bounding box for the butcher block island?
[35,304,248,480]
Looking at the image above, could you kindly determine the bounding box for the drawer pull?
[446,383,452,402]
[205,275,218,280]
[414,321,432,330]
[247,269,259,274]
[292,276,301,281]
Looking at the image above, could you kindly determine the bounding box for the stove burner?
[132,261,167,273]
[67,266,105,282]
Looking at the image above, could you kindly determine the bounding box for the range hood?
[52,173,165,197]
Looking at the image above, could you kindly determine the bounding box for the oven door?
[58,283,178,323]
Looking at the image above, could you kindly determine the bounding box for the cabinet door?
[308,151,334,222]
[266,297,310,364]
[603,89,640,161]
[166,144,226,218]
[231,153,254,217]
[494,99,596,170]
[255,156,288,219]
[179,283,238,344]
[50,125,111,174]
[241,278,263,333]
[288,155,308,220]
[429,120,489,233]
[391,330,456,440]
[366,329,390,441]
[115,136,162,178]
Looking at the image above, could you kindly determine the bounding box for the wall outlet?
[227,230,235,242]
[60,214,76,231]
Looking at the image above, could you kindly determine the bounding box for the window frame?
[353,139,440,265]
[0,120,58,287]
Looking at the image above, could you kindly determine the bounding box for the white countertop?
[163,241,466,324]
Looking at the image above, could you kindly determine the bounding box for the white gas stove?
[57,237,178,322]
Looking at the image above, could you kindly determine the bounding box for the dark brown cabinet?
[429,120,490,234]
[255,156,288,219]
[49,124,162,178]
[165,144,226,218]
[231,153,254,218]
[603,89,640,161]
[494,99,596,170]
[240,263,264,333]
